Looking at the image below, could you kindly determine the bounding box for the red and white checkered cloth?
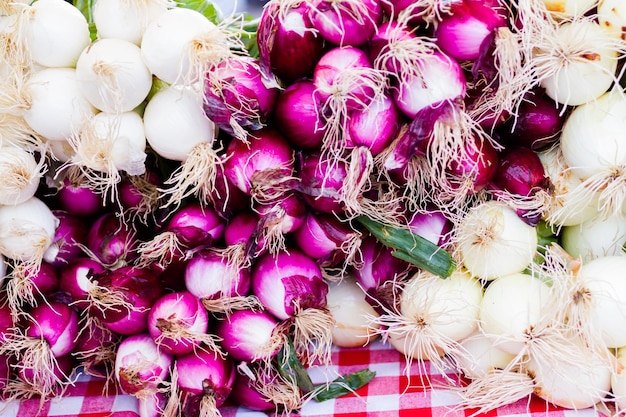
[6,340,605,417]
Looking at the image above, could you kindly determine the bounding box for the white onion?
[454,331,516,380]
[378,270,483,374]
[141,7,226,85]
[143,85,215,161]
[479,272,552,355]
[0,145,44,205]
[539,146,600,227]
[526,338,612,409]
[535,19,619,106]
[70,111,147,182]
[325,275,380,348]
[570,255,626,348]
[561,213,626,262]
[0,196,58,263]
[597,0,626,40]
[93,0,168,45]
[456,200,538,280]
[75,38,153,113]
[560,88,626,218]
[22,67,97,142]
[22,0,91,67]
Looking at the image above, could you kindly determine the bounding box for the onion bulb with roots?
[75,38,153,113]
[325,275,380,348]
[566,255,626,348]
[538,146,600,228]
[373,269,483,376]
[479,272,552,355]
[0,145,45,206]
[540,0,598,18]
[559,88,626,220]
[533,19,620,106]
[455,200,538,280]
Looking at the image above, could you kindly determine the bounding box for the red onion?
[3,302,79,397]
[171,349,235,417]
[345,94,401,156]
[117,169,162,218]
[148,291,219,357]
[392,51,466,119]
[56,177,103,217]
[18,354,75,394]
[6,261,59,313]
[48,210,89,267]
[229,369,275,412]
[0,304,13,343]
[298,151,346,214]
[251,248,334,364]
[368,21,422,74]
[0,354,12,396]
[91,266,163,335]
[86,212,138,267]
[184,249,253,313]
[223,211,267,261]
[203,57,279,140]
[59,257,106,309]
[309,0,383,47]
[115,333,172,397]
[407,208,454,248]
[137,202,225,270]
[445,135,500,195]
[293,211,361,267]
[73,318,120,379]
[257,1,326,83]
[223,127,295,198]
[207,166,251,221]
[274,80,326,150]
[313,46,378,112]
[215,309,283,362]
[229,363,301,413]
[499,89,565,150]
[254,192,307,254]
[434,0,508,62]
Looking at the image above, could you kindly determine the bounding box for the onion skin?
[309,0,383,47]
[57,178,103,217]
[215,309,281,361]
[49,210,89,267]
[297,151,346,213]
[164,203,225,249]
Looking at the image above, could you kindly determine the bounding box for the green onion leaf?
[313,369,376,402]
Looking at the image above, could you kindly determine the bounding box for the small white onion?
[140,7,218,84]
[536,20,619,106]
[573,255,626,348]
[539,146,600,227]
[526,339,612,409]
[0,196,58,262]
[561,213,626,262]
[0,145,44,205]
[325,275,380,348]
[479,272,552,355]
[75,38,153,113]
[93,0,168,45]
[71,111,147,177]
[454,331,516,380]
[23,0,91,67]
[560,88,626,218]
[597,0,626,40]
[143,85,215,162]
[457,200,538,280]
[22,67,97,142]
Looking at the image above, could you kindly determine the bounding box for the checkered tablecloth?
[6,340,605,417]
